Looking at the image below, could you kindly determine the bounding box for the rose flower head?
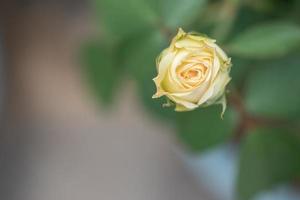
[153,28,232,115]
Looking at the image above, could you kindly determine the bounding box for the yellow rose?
[153,28,232,114]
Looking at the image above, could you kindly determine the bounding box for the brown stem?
[229,87,248,142]
[228,87,292,143]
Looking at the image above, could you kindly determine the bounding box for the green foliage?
[121,31,166,81]
[237,128,300,200]
[81,41,122,105]
[228,22,300,59]
[94,0,158,39]
[121,31,176,119]
[82,0,300,199]
[230,56,253,87]
[245,54,300,119]
[176,106,238,152]
[95,0,207,39]
[229,6,272,40]
[160,0,207,29]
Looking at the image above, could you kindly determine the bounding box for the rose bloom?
[153,28,232,114]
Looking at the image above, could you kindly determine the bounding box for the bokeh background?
[0,0,300,200]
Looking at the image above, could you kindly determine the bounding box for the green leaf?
[121,31,166,79]
[228,22,300,59]
[237,128,300,200]
[160,0,207,29]
[120,31,175,119]
[230,56,253,88]
[94,0,158,39]
[175,106,238,152]
[81,41,121,105]
[229,6,274,41]
[245,54,300,119]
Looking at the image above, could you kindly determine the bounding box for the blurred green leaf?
[228,22,300,59]
[121,31,166,79]
[94,0,159,39]
[229,6,273,40]
[245,55,300,119]
[160,0,207,29]
[175,106,238,152]
[237,128,300,200]
[81,41,121,105]
[293,1,300,23]
[121,30,176,119]
[230,57,253,88]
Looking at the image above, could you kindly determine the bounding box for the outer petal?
[198,70,231,106]
[152,51,176,98]
[205,40,231,70]
[187,33,216,43]
[175,38,205,49]
[169,28,187,49]
[211,49,221,80]
[170,80,211,103]
[167,94,199,111]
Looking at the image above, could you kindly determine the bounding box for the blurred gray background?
[0,1,213,200]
